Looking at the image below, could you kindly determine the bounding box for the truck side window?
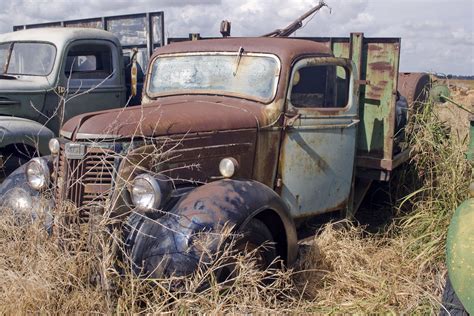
[290,65,349,108]
[65,43,113,80]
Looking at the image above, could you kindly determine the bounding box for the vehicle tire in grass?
[440,276,468,316]
[238,218,276,264]
[216,218,277,283]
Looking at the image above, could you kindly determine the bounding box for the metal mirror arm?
[261,1,328,38]
[441,94,473,115]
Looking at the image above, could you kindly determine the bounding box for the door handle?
[346,119,360,128]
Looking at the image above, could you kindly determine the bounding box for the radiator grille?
[54,144,117,213]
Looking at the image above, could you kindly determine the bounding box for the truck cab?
[0,33,417,278]
[0,11,165,179]
[0,28,127,177]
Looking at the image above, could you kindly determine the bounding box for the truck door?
[51,40,126,131]
[278,57,359,218]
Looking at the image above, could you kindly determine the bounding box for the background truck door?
[49,40,126,132]
[278,57,359,218]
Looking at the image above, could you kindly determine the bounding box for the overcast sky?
[0,0,472,75]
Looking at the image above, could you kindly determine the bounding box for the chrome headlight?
[48,138,60,155]
[26,158,50,190]
[219,157,239,178]
[131,174,167,211]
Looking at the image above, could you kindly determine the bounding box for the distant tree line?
[435,74,474,80]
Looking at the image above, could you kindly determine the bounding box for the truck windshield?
[148,53,280,102]
[0,42,56,76]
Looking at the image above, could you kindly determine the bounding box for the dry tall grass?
[296,95,471,313]
[0,92,471,313]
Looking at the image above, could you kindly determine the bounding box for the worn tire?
[214,218,277,284]
[236,218,276,266]
[440,276,468,316]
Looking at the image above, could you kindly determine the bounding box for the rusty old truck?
[0,31,428,277]
[0,12,164,179]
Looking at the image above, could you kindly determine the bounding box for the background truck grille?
[54,144,117,213]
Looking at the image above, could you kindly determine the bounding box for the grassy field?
[0,88,472,313]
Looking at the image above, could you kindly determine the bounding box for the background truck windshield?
[148,54,280,102]
[0,42,56,76]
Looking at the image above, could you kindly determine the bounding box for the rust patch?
[370,61,393,72]
[398,72,430,106]
[64,95,265,139]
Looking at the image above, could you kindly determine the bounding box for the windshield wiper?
[0,74,16,80]
[233,46,244,76]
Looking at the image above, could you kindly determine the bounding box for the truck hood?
[0,76,53,93]
[61,96,266,140]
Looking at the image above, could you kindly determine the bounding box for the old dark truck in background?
[0,12,164,179]
[0,24,430,276]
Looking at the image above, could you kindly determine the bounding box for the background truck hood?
[61,96,267,139]
[0,116,54,154]
[0,76,54,93]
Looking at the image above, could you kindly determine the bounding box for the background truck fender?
[0,161,37,203]
[0,156,53,232]
[0,117,54,155]
[126,179,298,278]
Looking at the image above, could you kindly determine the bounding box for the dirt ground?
[436,81,474,139]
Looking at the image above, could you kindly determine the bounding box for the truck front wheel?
[216,218,277,283]
[236,218,277,268]
[440,276,468,316]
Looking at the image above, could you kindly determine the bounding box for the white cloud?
[0,0,472,75]
[351,12,374,24]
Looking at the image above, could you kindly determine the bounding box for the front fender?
[0,157,53,230]
[126,179,297,277]
[0,116,54,155]
[0,162,36,199]
[446,198,474,313]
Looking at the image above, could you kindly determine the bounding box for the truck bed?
[302,34,405,181]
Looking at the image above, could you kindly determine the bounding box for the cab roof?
[153,37,333,63]
[0,27,121,48]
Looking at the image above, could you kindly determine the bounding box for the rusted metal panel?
[13,12,164,46]
[358,38,400,165]
[355,148,410,171]
[398,72,430,106]
[252,127,283,188]
[60,95,265,140]
[64,19,104,29]
[278,57,359,218]
[54,143,116,212]
[311,35,401,171]
[54,128,257,215]
[176,35,402,174]
[331,40,350,59]
[157,130,257,184]
[154,37,332,68]
[13,11,165,71]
